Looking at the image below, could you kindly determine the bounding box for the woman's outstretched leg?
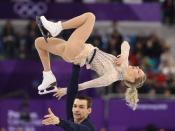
[35,37,66,94]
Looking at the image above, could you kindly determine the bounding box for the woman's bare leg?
[62,12,95,31]
[63,12,95,53]
[35,37,67,93]
[35,37,66,71]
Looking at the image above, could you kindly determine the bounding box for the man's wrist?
[55,118,63,127]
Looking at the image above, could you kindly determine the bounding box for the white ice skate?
[40,16,62,37]
[38,71,58,95]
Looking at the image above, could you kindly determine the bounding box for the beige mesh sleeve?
[120,41,130,67]
[78,73,118,91]
[121,41,130,59]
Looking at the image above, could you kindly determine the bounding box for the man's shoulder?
[82,117,96,131]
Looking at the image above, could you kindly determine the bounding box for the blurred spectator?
[88,29,104,50]
[106,23,123,55]
[19,99,31,123]
[159,42,175,75]
[138,33,163,72]
[155,80,167,94]
[0,128,6,131]
[26,21,40,59]
[27,21,40,38]
[100,128,107,131]
[161,0,175,25]
[133,33,146,55]
[159,129,166,131]
[16,31,29,59]
[163,88,171,97]
[169,78,175,94]
[143,124,158,131]
[0,34,5,60]
[2,21,17,58]
[144,33,162,59]
[16,127,23,131]
[148,88,157,98]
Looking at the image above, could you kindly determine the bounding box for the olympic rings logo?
[13,1,48,18]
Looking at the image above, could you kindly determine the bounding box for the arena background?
[0,0,175,131]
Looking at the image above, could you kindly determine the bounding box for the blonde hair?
[124,74,146,110]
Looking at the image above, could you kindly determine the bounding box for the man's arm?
[66,64,80,120]
[42,108,91,131]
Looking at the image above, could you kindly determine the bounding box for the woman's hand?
[53,87,67,100]
[116,55,124,65]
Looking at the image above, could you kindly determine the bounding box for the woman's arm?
[53,73,118,98]
[121,41,130,60]
[116,41,130,67]
[78,73,117,91]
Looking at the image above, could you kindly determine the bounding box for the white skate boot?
[38,71,58,95]
[40,16,63,37]
[36,16,63,43]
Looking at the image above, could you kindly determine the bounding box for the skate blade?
[36,16,51,43]
[38,86,57,95]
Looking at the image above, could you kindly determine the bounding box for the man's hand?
[42,108,60,125]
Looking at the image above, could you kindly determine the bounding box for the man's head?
[72,95,92,123]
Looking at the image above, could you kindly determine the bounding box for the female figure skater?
[35,12,146,110]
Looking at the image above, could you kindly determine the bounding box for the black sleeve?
[66,64,80,120]
[57,119,91,131]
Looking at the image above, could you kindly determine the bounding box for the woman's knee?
[85,12,96,21]
[34,37,45,49]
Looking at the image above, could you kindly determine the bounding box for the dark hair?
[75,95,92,108]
